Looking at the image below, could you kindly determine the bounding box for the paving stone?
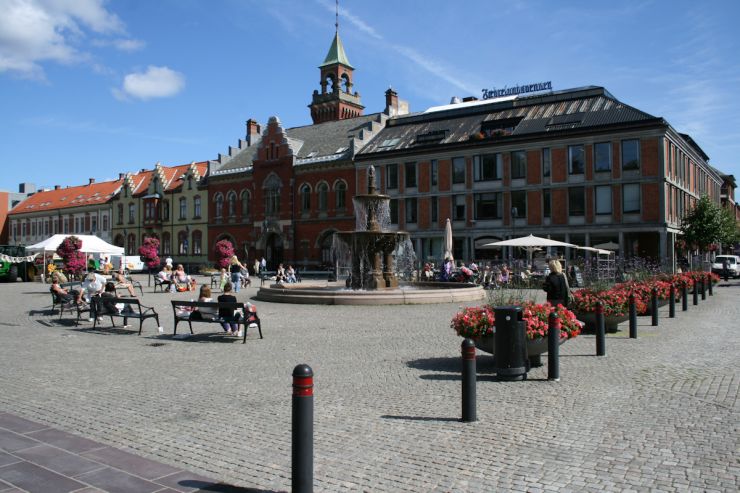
[14,444,103,477]
[0,461,86,492]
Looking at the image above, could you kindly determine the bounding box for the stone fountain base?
[255,281,485,305]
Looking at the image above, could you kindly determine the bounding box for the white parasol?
[443,218,454,261]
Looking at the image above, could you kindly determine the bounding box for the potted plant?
[570,286,641,332]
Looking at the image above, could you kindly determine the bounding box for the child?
[219,267,229,291]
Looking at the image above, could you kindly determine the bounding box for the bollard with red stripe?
[595,301,606,356]
[547,312,560,381]
[292,364,313,493]
[461,338,477,422]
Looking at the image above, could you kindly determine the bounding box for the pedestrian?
[230,255,245,293]
[260,256,267,273]
[543,259,569,308]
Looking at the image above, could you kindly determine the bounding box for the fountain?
[255,166,484,305]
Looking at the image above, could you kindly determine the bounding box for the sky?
[1,0,739,195]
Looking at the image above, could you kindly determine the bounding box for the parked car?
[710,255,740,278]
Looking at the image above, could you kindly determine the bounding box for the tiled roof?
[358,86,661,155]
[8,178,123,215]
[320,32,353,69]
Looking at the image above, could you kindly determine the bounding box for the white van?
[110,255,145,273]
[711,255,740,278]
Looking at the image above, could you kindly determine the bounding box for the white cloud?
[113,65,185,101]
[0,0,126,78]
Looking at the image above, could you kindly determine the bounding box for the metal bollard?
[651,287,659,327]
[292,364,313,493]
[707,274,713,296]
[682,284,688,311]
[629,293,637,339]
[548,312,560,381]
[693,280,698,305]
[701,276,707,300]
[595,301,606,356]
[669,285,676,318]
[461,338,477,422]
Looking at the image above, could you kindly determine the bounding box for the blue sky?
[1,0,739,195]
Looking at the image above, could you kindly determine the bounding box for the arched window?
[263,174,282,215]
[192,230,202,255]
[114,234,124,248]
[127,233,136,255]
[128,203,135,223]
[240,190,250,219]
[178,230,188,255]
[179,197,187,219]
[162,232,171,255]
[227,191,237,217]
[193,196,201,218]
[300,184,311,212]
[320,231,335,264]
[341,74,350,93]
[317,182,329,211]
[335,181,347,209]
[162,200,170,221]
[117,204,123,224]
[214,193,224,219]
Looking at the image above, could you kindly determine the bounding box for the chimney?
[246,119,261,143]
[385,88,399,116]
[18,182,36,194]
[462,96,479,102]
[54,185,61,190]
[88,178,95,185]
[119,173,125,180]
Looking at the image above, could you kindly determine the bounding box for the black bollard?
[292,364,313,493]
[701,276,707,300]
[461,338,477,422]
[682,284,688,311]
[707,274,713,296]
[548,312,560,381]
[693,280,698,305]
[629,293,637,339]
[669,285,676,318]
[595,301,606,356]
[651,287,659,327]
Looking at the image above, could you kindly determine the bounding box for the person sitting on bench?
[217,282,238,335]
[111,267,136,297]
[50,275,83,304]
[189,285,218,321]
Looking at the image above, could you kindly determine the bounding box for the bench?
[112,276,144,297]
[49,281,87,319]
[295,270,334,283]
[91,297,161,335]
[259,271,276,286]
[170,300,262,344]
[153,275,173,293]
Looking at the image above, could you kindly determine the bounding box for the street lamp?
[511,207,518,262]
[183,225,190,274]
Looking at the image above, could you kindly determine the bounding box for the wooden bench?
[91,297,161,335]
[170,300,263,344]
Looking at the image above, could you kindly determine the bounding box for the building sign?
[482,81,552,100]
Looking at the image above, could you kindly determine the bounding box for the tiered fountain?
[256,166,484,305]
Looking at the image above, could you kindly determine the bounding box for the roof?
[320,31,353,69]
[8,178,123,216]
[678,133,710,162]
[358,86,661,155]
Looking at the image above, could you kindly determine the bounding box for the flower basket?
[573,311,628,333]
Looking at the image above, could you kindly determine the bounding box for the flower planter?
[641,298,668,316]
[574,311,628,333]
[474,333,567,368]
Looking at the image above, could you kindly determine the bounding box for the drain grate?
[147,342,167,347]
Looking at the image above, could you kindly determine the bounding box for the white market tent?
[26,235,124,282]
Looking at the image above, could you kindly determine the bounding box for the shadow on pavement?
[184,480,283,492]
[380,415,459,423]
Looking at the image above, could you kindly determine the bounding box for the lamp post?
[184,225,190,275]
[123,229,127,273]
[511,207,518,262]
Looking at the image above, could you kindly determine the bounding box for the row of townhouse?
[7,30,737,272]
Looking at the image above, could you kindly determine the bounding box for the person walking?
[230,255,245,293]
[543,259,570,308]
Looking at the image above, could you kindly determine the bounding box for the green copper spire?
[320,31,353,69]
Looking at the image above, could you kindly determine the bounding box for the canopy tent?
[593,241,620,251]
[26,235,124,283]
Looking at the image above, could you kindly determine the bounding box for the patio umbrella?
[577,246,613,255]
[592,241,620,251]
[482,234,577,266]
[443,218,454,261]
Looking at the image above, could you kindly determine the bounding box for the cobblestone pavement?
[0,276,738,492]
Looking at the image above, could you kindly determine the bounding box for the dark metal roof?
[286,113,383,160]
[678,133,710,162]
[358,86,660,156]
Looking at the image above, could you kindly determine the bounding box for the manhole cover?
[148,342,167,347]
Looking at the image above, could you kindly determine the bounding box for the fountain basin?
[255,281,485,305]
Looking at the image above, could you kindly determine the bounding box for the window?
[32,221,36,236]
[162,200,169,221]
[405,197,417,223]
[162,232,171,255]
[127,234,136,255]
[265,188,280,215]
[227,192,236,217]
[117,204,123,224]
[45,220,50,236]
[145,202,155,220]
[180,197,188,219]
[511,191,526,218]
[239,192,248,218]
[389,199,398,224]
[474,154,503,181]
[622,139,640,170]
[595,185,612,214]
[128,203,135,223]
[335,181,346,209]
[214,194,223,219]
[594,142,611,172]
[300,184,311,212]
[102,215,108,232]
[192,231,202,255]
[194,196,202,218]
[623,183,640,213]
[453,194,466,221]
[90,217,97,234]
[405,162,417,188]
[317,182,329,211]
[431,160,438,188]
[542,148,551,177]
[474,192,502,220]
[430,196,438,223]
[386,164,398,190]
[178,231,188,255]
[511,151,526,179]
[452,157,466,184]
[568,187,585,216]
[543,189,551,218]
[569,145,585,174]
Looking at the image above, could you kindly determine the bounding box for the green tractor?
[0,245,38,282]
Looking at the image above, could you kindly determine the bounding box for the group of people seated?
[50,272,130,321]
[177,281,255,336]
[275,263,297,284]
[155,264,197,293]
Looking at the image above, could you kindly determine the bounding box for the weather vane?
[335,0,339,32]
